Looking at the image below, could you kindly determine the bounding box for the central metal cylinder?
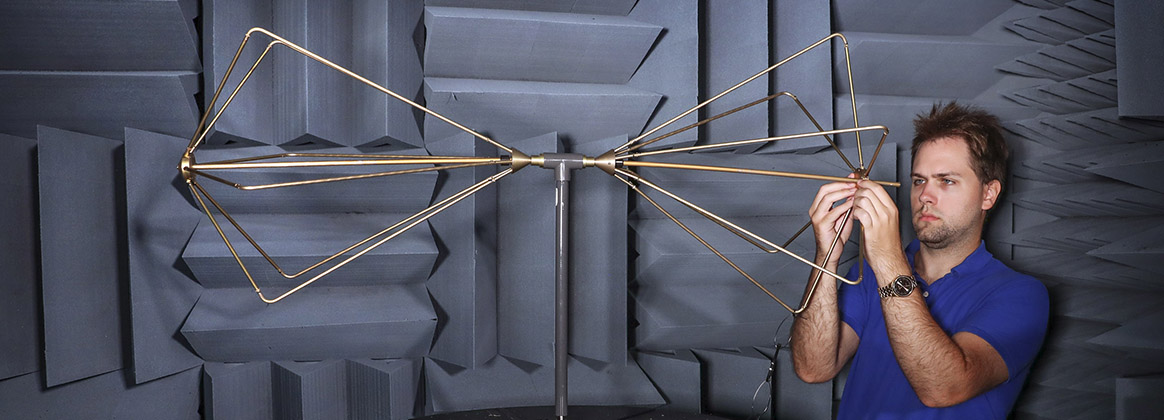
[553,161,571,419]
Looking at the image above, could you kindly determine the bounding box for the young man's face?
[909,136,998,249]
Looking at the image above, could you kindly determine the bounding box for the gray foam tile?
[0,367,200,419]
[124,128,204,384]
[1007,1,1111,44]
[204,361,274,420]
[1086,142,1164,194]
[273,360,348,419]
[189,145,437,214]
[347,359,420,420]
[359,1,425,148]
[691,348,773,420]
[773,346,832,419]
[424,356,663,415]
[766,0,833,154]
[1116,1,1164,118]
[833,0,1015,35]
[630,215,832,285]
[0,72,199,140]
[425,132,500,369]
[568,159,628,364]
[0,134,39,381]
[424,0,637,15]
[1053,286,1160,325]
[1005,70,1117,115]
[203,1,423,147]
[1013,182,1164,218]
[37,126,125,387]
[837,33,1040,98]
[202,0,276,145]
[181,285,436,362]
[1010,251,1162,292]
[1089,307,1164,353]
[1000,31,1115,82]
[182,213,437,289]
[634,350,701,413]
[626,0,699,150]
[633,284,804,351]
[702,1,769,154]
[0,1,199,71]
[1089,224,1164,277]
[1117,373,1164,420]
[1004,216,1144,253]
[272,2,420,147]
[423,77,662,149]
[424,7,661,83]
[1013,385,1111,420]
[496,132,559,366]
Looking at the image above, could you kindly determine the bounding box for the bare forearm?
[874,262,986,406]
[791,256,843,383]
[882,294,974,405]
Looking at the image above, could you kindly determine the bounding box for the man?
[790,102,1049,419]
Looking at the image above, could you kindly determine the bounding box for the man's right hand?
[794,174,863,384]
[809,175,858,266]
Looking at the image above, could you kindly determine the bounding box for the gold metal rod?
[252,29,511,153]
[189,182,263,293]
[782,221,812,249]
[191,157,501,170]
[625,92,788,155]
[618,169,859,314]
[614,173,795,312]
[619,168,805,253]
[189,28,512,155]
[277,152,480,159]
[785,92,858,173]
[838,37,862,168]
[622,160,900,187]
[257,168,515,303]
[192,180,294,279]
[618,169,777,251]
[624,125,888,161]
[864,130,890,173]
[616,169,850,284]
[623,92,858,174]
[192,161,499,191]
[857,228,866,283]
[188,170,245,189]
[189,39,278,154]
[191,166,510,283]
[615,33,847,153]
[187,31,252,153]
[200,152,486,166]
[796,207,858,313]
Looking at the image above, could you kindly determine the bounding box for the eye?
[912,178,925,186]
[942,178,955,185]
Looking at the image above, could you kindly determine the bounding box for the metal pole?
[553,161,571,420]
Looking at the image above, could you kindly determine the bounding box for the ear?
[981,179,1001,211]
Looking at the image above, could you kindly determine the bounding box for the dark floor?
[417,406,729,420]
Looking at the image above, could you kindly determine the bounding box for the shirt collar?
[904,239,992,282]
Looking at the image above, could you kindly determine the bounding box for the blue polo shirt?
[837,240,1049,419]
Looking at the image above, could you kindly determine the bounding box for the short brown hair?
[911,102,1009,187]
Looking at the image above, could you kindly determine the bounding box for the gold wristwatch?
[878,275,918,299]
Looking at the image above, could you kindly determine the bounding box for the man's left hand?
[851,179,907,281]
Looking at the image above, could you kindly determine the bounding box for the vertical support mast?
[538,153,585,419]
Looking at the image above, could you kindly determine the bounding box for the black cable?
[750,314,794,420]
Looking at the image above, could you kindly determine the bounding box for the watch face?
[892,276,915,296]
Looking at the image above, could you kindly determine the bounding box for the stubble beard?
[913,208,972,250]
[915,221,958,249]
